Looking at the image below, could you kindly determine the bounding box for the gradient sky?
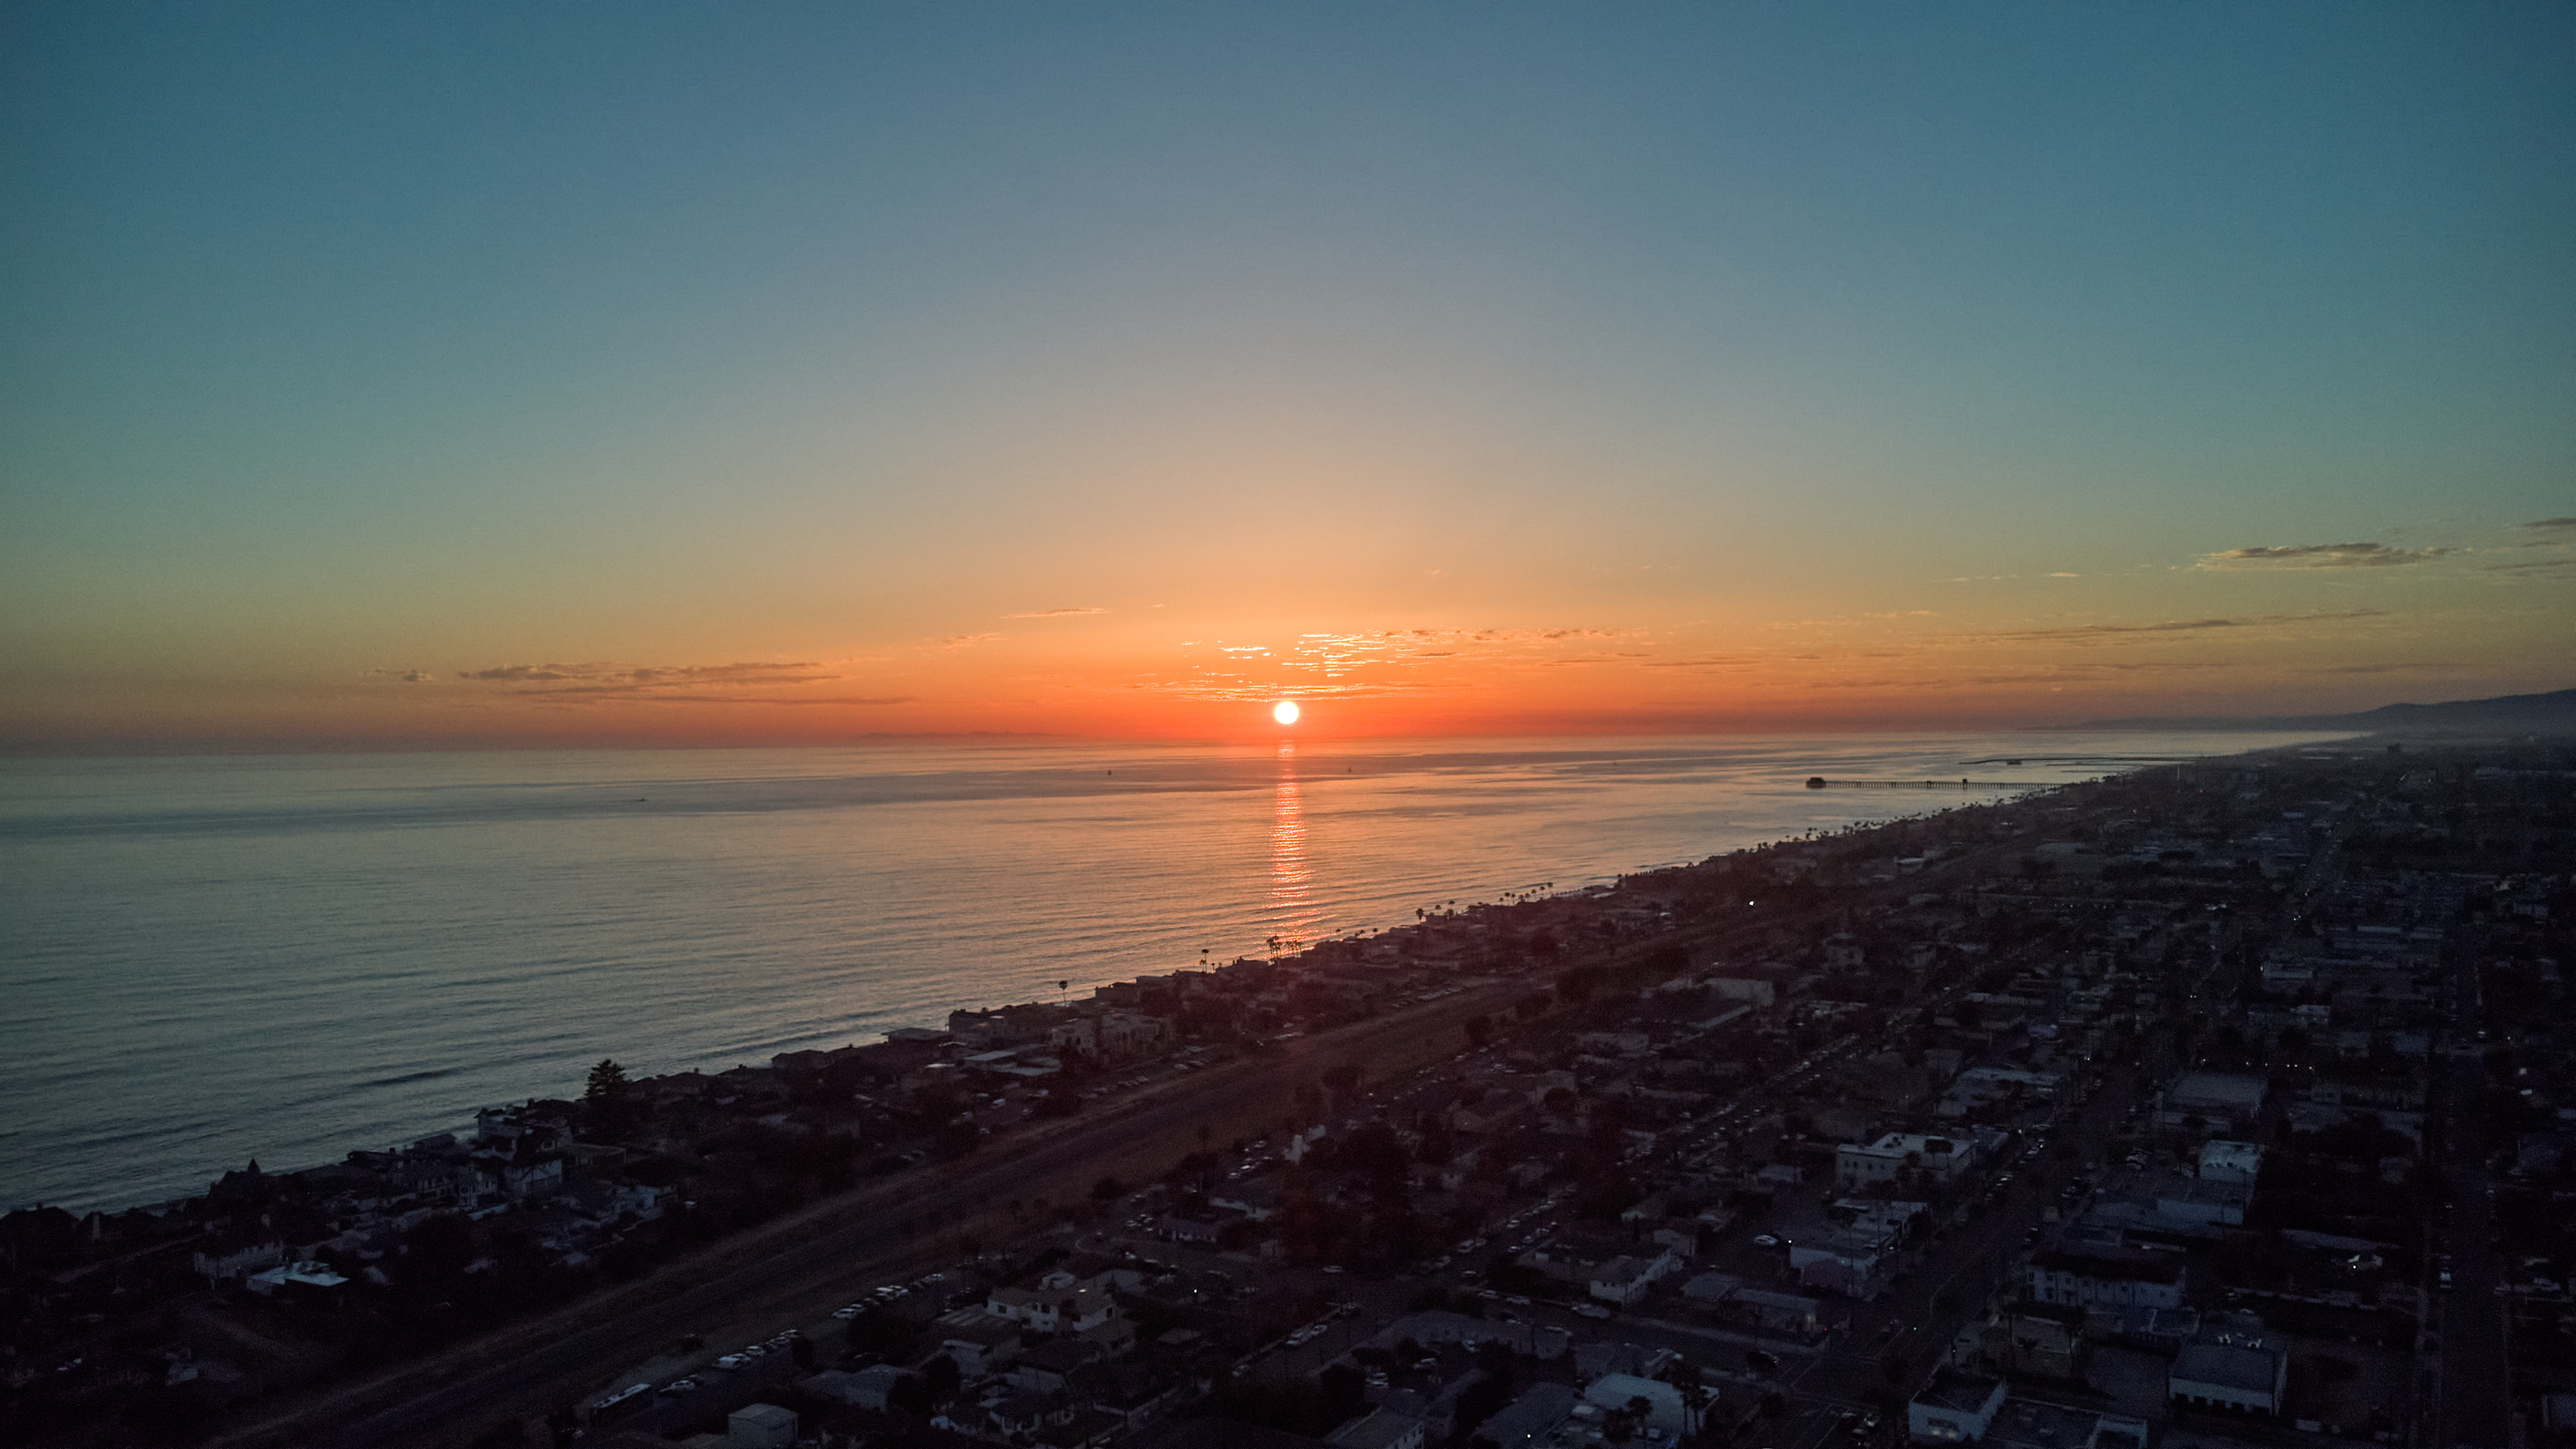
[5,3,2571,750]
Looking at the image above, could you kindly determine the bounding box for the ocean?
[0,730,2335,1213]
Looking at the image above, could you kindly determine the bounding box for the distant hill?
[2047,687,2576,734]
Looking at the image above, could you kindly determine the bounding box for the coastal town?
[5,735,2572,1449]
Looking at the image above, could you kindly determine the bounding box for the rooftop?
[1918,1368,2005,1413]
[2172,1340,2282,1394]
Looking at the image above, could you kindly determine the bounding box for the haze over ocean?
[1,731,2333,1213]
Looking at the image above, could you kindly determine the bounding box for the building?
[1580,1373,1687,1438]
[806,1365,911,1410]
[726,1403,797,1449]
[1909,1370,2007,1443]
[2153,1176,2251,1227]
[1325,1406,1426,1449]
[2163,1072,2266,1133]
[2196,1140,2264,1185]
[2028,1251,2183,1310]
[2169,1338,2287,1416]
[1835,1132,1973,1189]
[1474,1383,1580,1449]
[1589,1250,1680,1305]
[1727,1287,1826,1339]
[987,1283,1119,1332]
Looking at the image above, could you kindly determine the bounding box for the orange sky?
[3,6,2570,752]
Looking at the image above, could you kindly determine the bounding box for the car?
[1751,1234,1781,1247]
[1506,1295,1531,1307]
[712,1354,746,1371]
[1477,1289,1501,1300]
[661,1378,699,1395]
[1574,1302,1613,1320]
[741,1344,768,1358]
[1321,1265,1345,1274]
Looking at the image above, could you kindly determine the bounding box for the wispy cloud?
[942,633,1005,649]
[1001,607,1110,618]
[365,668,436,683]
[444,659,886,705]
[513,690,913,706]
[458,661,836,690]
[2196,541,2456,569]
[2520,517,2576,530]
[1964,609,2383,645]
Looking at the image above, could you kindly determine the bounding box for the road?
[2432,1047,2507,1449]
[213,976,1543,1449]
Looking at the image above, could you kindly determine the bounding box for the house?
[2196,1140,2264,1186]
[2027,1251,2183,1311]
[243,1260,350,1302]
[1009,1338,1108,1394]
[1985,1397,2148,1449]
[1727,1288,1824,1340]
[932,1311,1025,1377]
[1580,1372,1687,1437]
[806,1365,912,1410]
[989,1283,1119,1332]
[727,1403,797,1449]
[1157,1213,1224,1244]
[986,1389,1074,1437]
[1474,1383,1580,1449]
[1835,1132,1973,1190]
[1909,1369,2007,1443]
[193,1235,285,1287]
[2170,1338,2287,1416]
[1325,1406,1426,1449]
[1368,1311,1569,1359]
[1589,1250,1680,1305]
[2163,1072,2266,1133]
[1983,1303,2085,1380]
[2153,1177,2251,1227]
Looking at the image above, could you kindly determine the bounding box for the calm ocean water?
[0,732,2332,1213]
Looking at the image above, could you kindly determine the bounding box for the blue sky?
[4,3,2570,747]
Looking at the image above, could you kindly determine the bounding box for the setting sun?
[1272,701,1300,726]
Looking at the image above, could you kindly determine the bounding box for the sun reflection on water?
[1264,742,1323,953]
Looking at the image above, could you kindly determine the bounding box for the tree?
[922,1352,961,1400]
[584,1059,635,1140]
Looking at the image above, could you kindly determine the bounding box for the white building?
[1580,1373,1687,1438]
[2029,1252,2184,1311]
[1588,1250,1680,1305]
[986,1284,1119,1333]
[1835,1132,1973,1190]
[2197,1140,2265,1186]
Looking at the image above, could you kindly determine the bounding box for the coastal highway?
[212,973,1551,1449]
[213,808,2109,1447]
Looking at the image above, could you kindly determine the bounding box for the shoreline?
[15,727,2339,1211]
